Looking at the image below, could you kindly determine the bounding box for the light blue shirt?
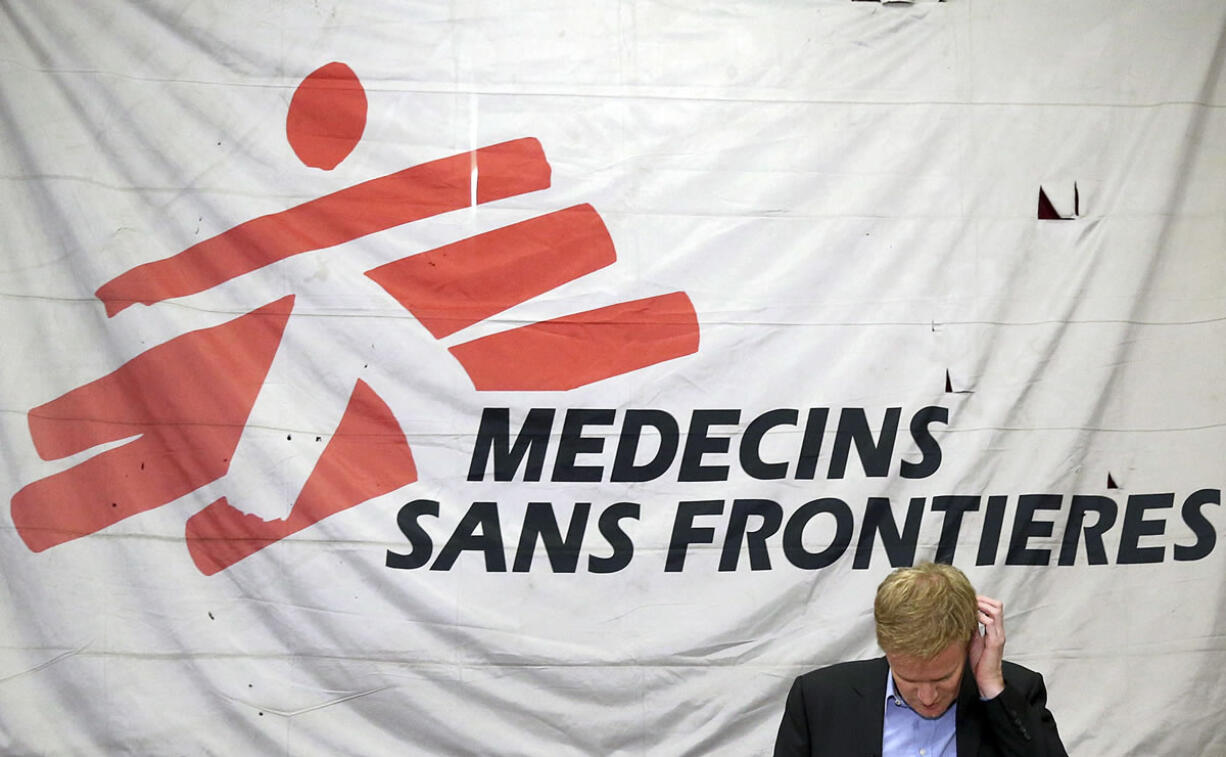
[882,667,957,757]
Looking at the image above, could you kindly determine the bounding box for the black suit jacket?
[773,657,1067,757]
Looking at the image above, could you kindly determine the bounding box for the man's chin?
[914,704,952,720]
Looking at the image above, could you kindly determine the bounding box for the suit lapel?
[850,657,889,757]
[955,659,983,757]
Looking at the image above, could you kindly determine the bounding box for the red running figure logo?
[10,62,699,575]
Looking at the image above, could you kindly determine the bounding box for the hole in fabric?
[1038,182,1079,219]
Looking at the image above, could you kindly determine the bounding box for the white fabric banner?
[1,1,1224,754]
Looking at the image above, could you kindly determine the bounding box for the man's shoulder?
[1001,659,1040,674]
[796,657,887,689]
[1001,659,1047,688]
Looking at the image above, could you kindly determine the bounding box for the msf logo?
[10,62,699,575]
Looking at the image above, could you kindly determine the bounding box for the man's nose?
[918,685,938,705]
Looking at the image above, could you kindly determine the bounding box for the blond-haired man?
[773,563,1066,756]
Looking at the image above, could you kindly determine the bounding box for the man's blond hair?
[874,562,977,659]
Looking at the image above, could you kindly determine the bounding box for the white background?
[1,1,1224,754]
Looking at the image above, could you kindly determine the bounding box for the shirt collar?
[885,665,908,709]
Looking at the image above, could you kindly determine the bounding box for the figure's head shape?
[286,61,367,170]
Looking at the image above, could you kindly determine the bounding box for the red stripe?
[96,138,551,316]
[449,292,700,391]
[367,204,616,339]
[11,297,293,551]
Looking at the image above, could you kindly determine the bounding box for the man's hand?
[968,595,1007,700]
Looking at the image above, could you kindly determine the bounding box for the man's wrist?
[977,678,1005,700]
